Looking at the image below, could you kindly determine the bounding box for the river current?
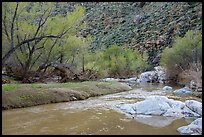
[2,82,198,135]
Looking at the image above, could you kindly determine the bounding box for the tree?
[2,2,86,82]
[2,2,85,67]
[160,30,202,80]
[88,45,148,78]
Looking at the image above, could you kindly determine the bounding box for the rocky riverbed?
[114,86,202,135]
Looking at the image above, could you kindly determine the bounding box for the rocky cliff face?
[78,2,202,67]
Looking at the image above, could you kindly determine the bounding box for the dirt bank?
[2,81,131,110]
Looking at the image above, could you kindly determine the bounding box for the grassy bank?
[2,81,131,110]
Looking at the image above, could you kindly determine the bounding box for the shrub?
[160,30,202,80]
[87,44,148,78]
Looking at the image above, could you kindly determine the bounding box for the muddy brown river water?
[2,82,198,135]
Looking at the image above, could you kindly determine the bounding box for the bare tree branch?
[14,51,24,68]
[10,2,19,49]
[2,34,63,66]
[34,8,51,38]
[36,38,59,72]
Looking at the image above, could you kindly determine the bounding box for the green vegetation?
[2,2,201,83]
[2,81,131,110]
[160,30,202,80]
[2,2,89,82]
[2,2,149,82]
[88,45,148,77]
[2,84,20,91]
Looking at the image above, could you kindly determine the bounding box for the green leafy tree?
[160,30,202,79]
[2,2,85,66]
[2,2,86,81]
[87,45,148,78]
[57,35,92,70]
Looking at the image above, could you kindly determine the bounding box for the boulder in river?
[173,87,192,94]
[184,100,202,116]
[118,95,202,118]
[137,71,157,83]
[154,66,166,83]
[137,66,167,83]
[177,118,202,135]
[163,86,173,91]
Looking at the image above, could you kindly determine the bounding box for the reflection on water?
[2,82,196,135]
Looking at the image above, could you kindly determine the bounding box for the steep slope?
[79,2,202,67]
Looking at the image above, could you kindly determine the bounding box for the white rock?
[166,99,185,109]
[163,86,173,91]
[118,95,202,118]
[192,118,202,127]
[173,87,192,94]
[137,66,167,83]
[163,108,184,117]
[138,71,157,83]
[154,66,166,83]
[185,100,202,116]
[182,106,201,117]
[163,99,185,117]
[154,66,165,72]
[177,118,202,135]
[132,96,171,115]
[118,104,136,115]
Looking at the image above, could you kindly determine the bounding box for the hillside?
[79,2,202,67]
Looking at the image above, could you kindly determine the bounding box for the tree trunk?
[82,53,85,72]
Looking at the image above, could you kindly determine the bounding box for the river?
[2,82,198,135]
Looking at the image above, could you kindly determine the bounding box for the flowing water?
[2,82,198,135]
